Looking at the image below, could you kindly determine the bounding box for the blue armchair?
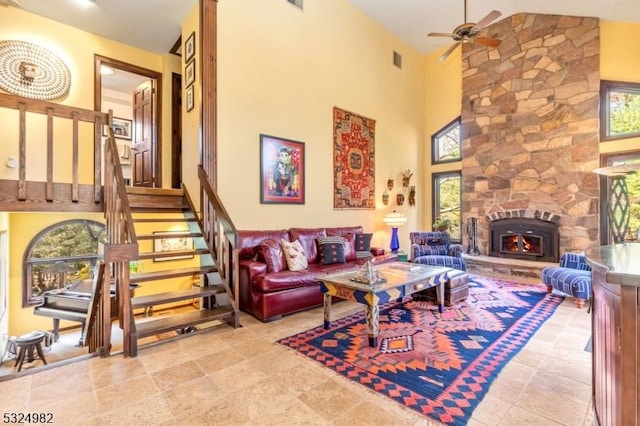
[409,231,466,271]
[541,252,592,308]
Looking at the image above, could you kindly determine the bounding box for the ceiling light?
[100,65,114,75]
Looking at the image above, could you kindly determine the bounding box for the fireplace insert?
[489,218,558,263]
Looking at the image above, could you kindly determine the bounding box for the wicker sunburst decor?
[0,40,71,100]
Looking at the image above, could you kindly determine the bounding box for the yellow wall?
[598,21,640,155]
[423,46,463,230]
[0,6,174,187]
[216,0,426,250]
[181,3,201,197]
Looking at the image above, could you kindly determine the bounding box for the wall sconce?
[382,210,407,253]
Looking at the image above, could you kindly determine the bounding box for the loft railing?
[0,92,108,211]
[198,165,239,321]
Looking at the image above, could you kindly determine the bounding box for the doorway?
[94,55,163,187]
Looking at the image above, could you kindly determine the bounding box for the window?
[23,220,106,307]
[433,171,462,241]
[432,117,461,164]
[600,153,640,244]
[600,80,640,141]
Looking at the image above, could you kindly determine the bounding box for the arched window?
[23,220,106,307]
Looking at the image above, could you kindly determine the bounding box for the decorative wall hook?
[387,179,394,191]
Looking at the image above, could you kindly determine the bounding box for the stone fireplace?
[460,13,601,259]
[488,214,559,263]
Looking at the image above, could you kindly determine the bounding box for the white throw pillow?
[281,239,308,271]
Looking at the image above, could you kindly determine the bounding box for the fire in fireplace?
[489,218,559,263]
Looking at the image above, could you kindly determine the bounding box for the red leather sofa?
[238,226,397,322]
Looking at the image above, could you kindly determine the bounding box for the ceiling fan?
[428,0,502,62]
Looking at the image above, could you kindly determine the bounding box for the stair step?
[126,187,184,197]
[137,248,210,260]
[133,217,197,223]
[136,306,235,339]
[131,266,217,283]
[137,231,203,240]
[132,284,225,309]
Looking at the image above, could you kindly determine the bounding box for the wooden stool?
[14,331,48,372]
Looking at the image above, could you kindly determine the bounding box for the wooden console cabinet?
[586,244,640,426]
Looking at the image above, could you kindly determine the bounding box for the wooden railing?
[0,93,108,211]
[102,131,138,356]
[198,165,239,321]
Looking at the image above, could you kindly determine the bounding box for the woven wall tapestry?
[333,107,376,209]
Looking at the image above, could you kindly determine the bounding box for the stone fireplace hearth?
[460,13,601,258]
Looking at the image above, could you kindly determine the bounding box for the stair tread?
[131,266,217,283]
[132,285,225,309]
[133,218,197,223]
[137,248,210,260]
[126,187,184,197]
[137,232,203,240]
[136,307,234,338]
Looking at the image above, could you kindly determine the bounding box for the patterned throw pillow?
[280,239,308,271]
[355,233,373,259]
[316,236,346,265]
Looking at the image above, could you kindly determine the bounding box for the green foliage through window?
[600,80,640,141]
[432,117,461,164]
[433,172,461,240]
[24,220,106,307]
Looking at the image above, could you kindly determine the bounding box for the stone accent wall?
[461,13,600,255]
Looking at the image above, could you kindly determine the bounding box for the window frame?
[22,219,105,307]
[431,116,462,164]
[600,79,640,142]
[432,170,462,242]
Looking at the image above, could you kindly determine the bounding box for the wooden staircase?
[121,186,239,355]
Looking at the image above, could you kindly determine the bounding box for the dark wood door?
[132,80,156,187]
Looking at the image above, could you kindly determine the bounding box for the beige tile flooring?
[0,275,594,425]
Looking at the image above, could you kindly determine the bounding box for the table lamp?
[382,211,407,253]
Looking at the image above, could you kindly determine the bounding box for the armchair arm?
[559,252,591,271]
[448,244,463,258]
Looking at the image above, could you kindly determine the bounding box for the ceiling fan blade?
[427,32,455,38]
[438,42,460,62]
[471,10,502,32]
[475,36,502,47]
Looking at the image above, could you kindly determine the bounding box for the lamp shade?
[382,211,407,227]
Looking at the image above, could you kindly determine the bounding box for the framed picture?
[184,31,195,63]
[260,134,305,204]
[186,84,194,112]
[108,117,132,140]
[153,231,194,262]
[185,59,195,87]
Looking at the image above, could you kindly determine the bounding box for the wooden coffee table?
[319,262,452,347]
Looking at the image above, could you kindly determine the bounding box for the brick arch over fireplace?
[460,13,601,256]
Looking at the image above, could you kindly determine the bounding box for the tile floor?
[0,275,594,425]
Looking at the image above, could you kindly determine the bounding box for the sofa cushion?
[238,230,290,259]
[326,227,362,261]
[354,233,373,259]
[289,228,326,264]
[316,236,346,265]
[259,239,287,273]
[281,239,308,271]
[252,270,319,293]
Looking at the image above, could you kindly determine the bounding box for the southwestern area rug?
[332,106,376,209]
[277,275,564,425]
